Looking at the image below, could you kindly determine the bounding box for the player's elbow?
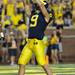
[45,17,50,23]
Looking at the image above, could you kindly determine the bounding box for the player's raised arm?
[36,0,50,23]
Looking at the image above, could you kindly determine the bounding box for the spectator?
[55,16,64,28]
[6,27,17,65]
[63,2,72,26]
[5,0,15,19]
[7,34,17,65]
[46,36,52,63]
[16,0,24,14]
[50,31,59,64]
[5,24,18,65]
[0,23,8,63]
[56,24,63,63]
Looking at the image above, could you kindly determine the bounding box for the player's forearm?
[36,0,50,23]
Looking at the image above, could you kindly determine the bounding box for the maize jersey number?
[30,15,39,27]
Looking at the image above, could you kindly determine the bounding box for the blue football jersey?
[28,2,53,40]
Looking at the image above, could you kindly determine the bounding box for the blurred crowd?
[48,0,74,27]
[0,0,75,28]
[0,0,75,65]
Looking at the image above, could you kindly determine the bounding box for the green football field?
[0,64,75,75]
